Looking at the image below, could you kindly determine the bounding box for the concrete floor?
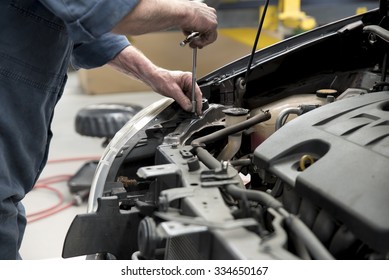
[20,71,161,259]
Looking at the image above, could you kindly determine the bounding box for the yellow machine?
[278,0,317,31]
[219,0,317,49]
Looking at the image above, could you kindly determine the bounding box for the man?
[0,0,217,259]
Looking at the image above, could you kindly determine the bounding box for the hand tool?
[180,32,200,114]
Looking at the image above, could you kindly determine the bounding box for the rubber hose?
[191,110,271,147]
[284,214,335,260]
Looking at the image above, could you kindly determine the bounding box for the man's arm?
[40,0,217,48]
[112,0,218,49]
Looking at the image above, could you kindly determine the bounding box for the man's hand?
[148,69,203,114]
[180,1,218,49]
[108,45,203,114]
[112,0,217,49]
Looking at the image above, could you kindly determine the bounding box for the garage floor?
[19,71,161,259]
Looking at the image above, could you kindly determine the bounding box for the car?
[63,1,389,260]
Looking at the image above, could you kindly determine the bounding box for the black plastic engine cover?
[254,91,389,253]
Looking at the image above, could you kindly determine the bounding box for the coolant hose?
[225,184,283,210]
[275,107,302,131]
[191,110,271,147]
[283,214,335,260]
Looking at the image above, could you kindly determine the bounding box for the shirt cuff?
[71,33,130,69]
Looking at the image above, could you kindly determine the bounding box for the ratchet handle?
[180,32,200,47]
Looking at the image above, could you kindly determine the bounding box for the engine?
[254,90,389,259]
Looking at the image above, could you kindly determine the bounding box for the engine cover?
[254,91,389,253]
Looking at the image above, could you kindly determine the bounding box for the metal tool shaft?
[180,32,200,114]
[191,47,197,113]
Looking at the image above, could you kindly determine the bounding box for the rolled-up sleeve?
[39,0,139,43]
[71,33,130,69]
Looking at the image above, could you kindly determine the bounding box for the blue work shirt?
[0,0,139,259]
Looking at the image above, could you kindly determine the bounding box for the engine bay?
[63,6,389,260]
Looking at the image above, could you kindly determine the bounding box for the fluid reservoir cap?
[316,89,338,98]
[222,107,249,116]
[187,157,200,172]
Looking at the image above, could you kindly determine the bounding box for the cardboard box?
[78,31,254,95]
